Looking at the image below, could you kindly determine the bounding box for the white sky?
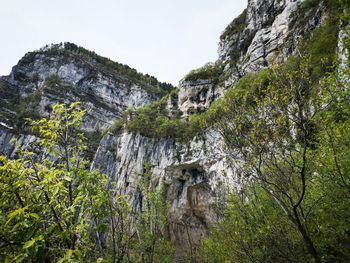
[0,0,247,85]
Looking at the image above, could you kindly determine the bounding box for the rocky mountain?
[0,42,172,157]
[0,0,348,259]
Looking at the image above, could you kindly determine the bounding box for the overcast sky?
[0,0,247,85]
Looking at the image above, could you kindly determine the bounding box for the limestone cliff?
[0,43,172,157]
[179,0,329,117]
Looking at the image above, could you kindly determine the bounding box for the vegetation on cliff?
[199,59,350,262]
[110,88,206,141]
[199,4,350,262]
[112,0,343,143]
[183,62,224,83]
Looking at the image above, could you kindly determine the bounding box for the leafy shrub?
[109,88,207,141]
[110,119,124,134]
[184,62,223,83]
[299,12,340,81]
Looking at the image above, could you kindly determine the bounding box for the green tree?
[200,55,350,262]
[0,102,110,262]
[201,185,303,263]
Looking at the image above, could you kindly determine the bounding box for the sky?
[0,0,247,85]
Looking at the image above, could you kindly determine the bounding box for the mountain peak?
[16,42,174,92]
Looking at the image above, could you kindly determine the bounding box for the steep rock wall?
[0,0,345,258]
[95,0,337,255]
[179,0,327,117]
[92,131,241,256]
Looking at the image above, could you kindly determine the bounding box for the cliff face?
[92,131,240,255]
[93,0,336,256]
[0,43,171,157]
[180,0,328,117]
[0,0,345,258]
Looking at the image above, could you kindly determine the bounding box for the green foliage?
[0,102,176,262]
[198,8,350,257]
[14,89,43,132]
[110,89,207,141]
[302,0,321,9]
[200,72,350,261]
[84,130,104,161]
[183,63,224,83]
[110,119,124,135]
[200,186,308,263]
[8,101,176,261]
[199,51,350,262]
[299,12,340,81]
[0,102,110,262]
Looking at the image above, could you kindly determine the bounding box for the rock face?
[0,43,172,156]
[178,79,220,118]
[0,0,345,258]
[92,131,240,257]
[243,0,301,72]
[179,0,328,117]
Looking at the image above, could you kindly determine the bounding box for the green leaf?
[23,239,35,249]
[29,213,40,220]
[63,175,72,182]
[6,207,27,225]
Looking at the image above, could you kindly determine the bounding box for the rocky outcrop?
[339,23,350,80]
[179,0,328,117]
[178,79,219,117]
[92,130,241,257]
[243,0,301,72]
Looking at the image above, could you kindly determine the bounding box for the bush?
[109,88,208,141]
[299,13,340,81]
[110,119,124,135]
[184,62,223,83]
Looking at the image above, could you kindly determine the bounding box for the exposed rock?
[243,0,301,72]
[178,79,217,117]
[219,0,327,74]
[92,130,241,257]
[339,23,350,83]
[0,43,172,155]
[177,0,329,119]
